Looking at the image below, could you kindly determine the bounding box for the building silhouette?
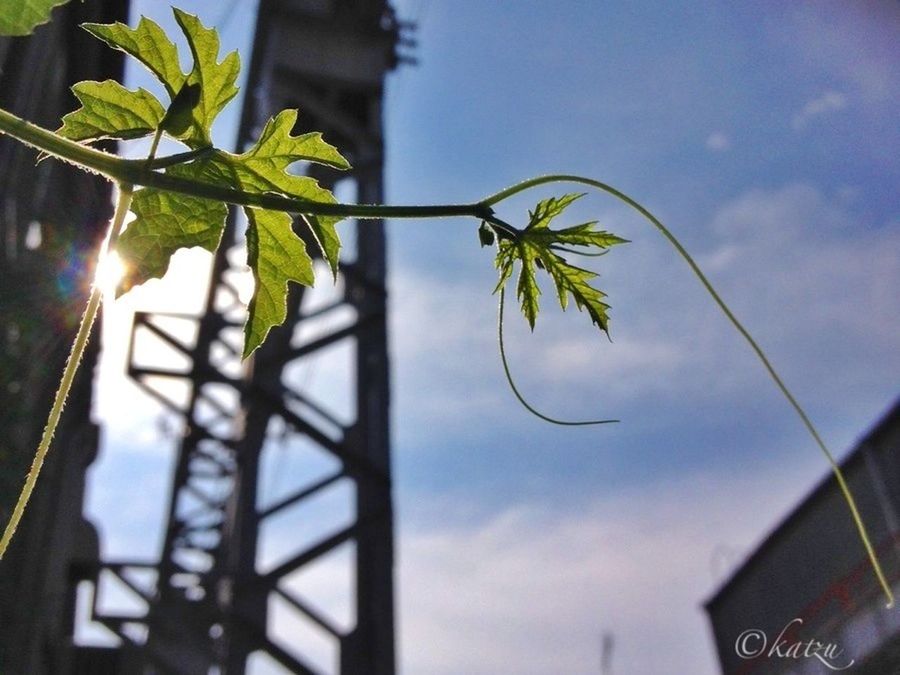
[706,399,900,674]
[0,1,129,672]
[0,0,407,672]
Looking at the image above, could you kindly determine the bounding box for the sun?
[95,250,126,299]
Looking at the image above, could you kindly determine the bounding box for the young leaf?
[528,193,584,230]
[535,249,613,330]
[0,0,70,36]
[82,17,184,97]
[515,243,541,329]
[58,80,166,143]
[525,193,628,249]
[244,208,315,358]
[172,8,239,148]
[493,242,516,292]
[544,222,629,249]
[493,193,626,333]
[116,163,227,292]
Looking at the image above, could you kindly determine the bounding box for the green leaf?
[527,193,585,230]
[172,8,239,148]
[545,222,629,249]
[525,193,628,249]
[116,162,227,293]
[159,81,202,136]
[493,242,516,293]
[82,17,184,97]
[303,212,343,279]
[73,10,347,357]
[82,11,237,148]
[0,0,70,36]
[218,109,349,275]
[58,80,166,143]
[515,243,541,329]
[495,240,541,329]
[493,193,626,333]
[536,249,613,330]
[238,109,350,172]
[244,208,315,358]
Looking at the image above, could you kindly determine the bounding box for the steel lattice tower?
[84,1,409,672]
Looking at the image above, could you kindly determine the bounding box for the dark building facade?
[0,1,130,673]
[2,2,403,672]
[706,399,900,674]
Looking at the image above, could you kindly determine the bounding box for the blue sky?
[82,1,899,673]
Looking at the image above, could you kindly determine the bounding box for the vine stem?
[0,104,891,606]
[0,182,134,560]
[0,107,490,221]
[145,127,163,168]
[485,174,895,608]
[498,287,618,426]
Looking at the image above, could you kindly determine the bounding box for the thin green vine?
[498,287,618,426]
[0,107,491,221]
[0,182,134,560]
[0,6,891,611]
[486,174,895,608]
[0,103,892,608]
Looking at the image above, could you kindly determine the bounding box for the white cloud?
[709,182,900,344]
[711,182,833,241]
[693,182,900,448]
[527,333,685,406]
[85,445,819,675]
[389,269,506,431]
[81,182,898,675]
[791,90,847,130]
[705,132,731,152]
[777,2,900,105]
[697,243,739,273]
[398,463,815,675]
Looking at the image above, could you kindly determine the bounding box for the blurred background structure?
[0,1,129,672]
[706,400,900,674]
[0,0,408,672]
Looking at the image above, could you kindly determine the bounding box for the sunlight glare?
[96,250,126,299]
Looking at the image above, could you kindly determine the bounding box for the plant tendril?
[485,174,895,608]
[498,287,618,427]
[549,244,610,257]
[0,182,134,560]
[2,4,888,617]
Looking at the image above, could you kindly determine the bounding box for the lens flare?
[95,250,126,299]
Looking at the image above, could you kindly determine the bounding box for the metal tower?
[84,1,408,672]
